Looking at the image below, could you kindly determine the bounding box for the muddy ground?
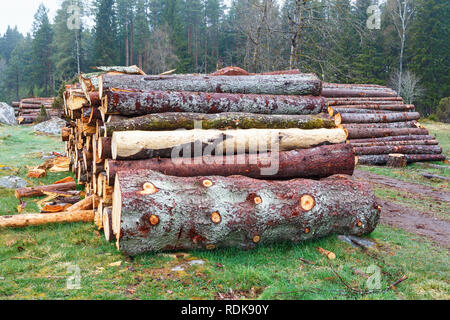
[354,169,450,248]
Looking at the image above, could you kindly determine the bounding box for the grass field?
[0,123,448,300]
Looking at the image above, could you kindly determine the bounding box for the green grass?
[0,124,449,300]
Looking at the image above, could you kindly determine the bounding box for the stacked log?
[62,66,381,255]
[325,83,446,165]
[16,97,60,124]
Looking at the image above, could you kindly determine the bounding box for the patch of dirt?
[353,170,450,202]
[353,170,450,247]
[378,199,450,248]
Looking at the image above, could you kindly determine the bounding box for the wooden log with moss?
[103,112,334,136]
[111,170,380,255]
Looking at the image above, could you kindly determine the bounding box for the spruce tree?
[93,0,119,66]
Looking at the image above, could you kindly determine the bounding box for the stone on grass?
[0,103,17,126]
[0,176,27,189]
[32,117,66,135]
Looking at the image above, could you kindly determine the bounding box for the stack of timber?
[16,97,60,124]
[325,83,446,165]
[11,101,20,116]
[62,66,381,256]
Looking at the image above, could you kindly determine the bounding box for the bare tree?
[388,0,415,95]
[389,69,424,104]
[145,25,179,75]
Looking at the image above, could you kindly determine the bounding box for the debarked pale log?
[111,128,348,160]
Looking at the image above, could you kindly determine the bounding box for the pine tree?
[93,0,119,66]
[408,0,450,114]
[31,4,54,97]
[53,0,85,83]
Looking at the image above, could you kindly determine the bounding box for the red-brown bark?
[105,144,355,185]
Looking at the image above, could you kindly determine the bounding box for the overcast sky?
[1,0,237,36]
[0,1,62,35]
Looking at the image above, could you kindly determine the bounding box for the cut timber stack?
[62,66,381,256]
[16,97,60,124]
[325,83,446,165]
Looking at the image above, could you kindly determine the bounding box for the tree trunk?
[67,195,100,212]
[0,210,94,228]
[112,170,380,255]
[105,144,355,185]
[15,182,77,199]
[111,128,348,160]
[349,140,439,147]
[348,135,437,144]
[354,145,442,156]
[357,154,446,165]
[104,112,334,136]
[101,90,327,116]
[321,88,397,98]
[341,121,419,129]
[329,107,397,115]
[98,137,112,160]
[346,128,429,139]
[327,97,403,103]
[329,104,414,112]
[99,74,323,98]
[335,112,420,125]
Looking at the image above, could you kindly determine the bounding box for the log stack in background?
[62,66,382,256]
[324,83,446,165]
[15,97,60,124]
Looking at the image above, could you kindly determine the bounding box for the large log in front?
[112,170,380,255]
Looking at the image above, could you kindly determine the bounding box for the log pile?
[15,97,61,124]
[325,83,446,165]
[60,66,381,255]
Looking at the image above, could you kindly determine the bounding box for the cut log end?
[328,106,334,117]
[387,154,407,168]
[334,113,342,126]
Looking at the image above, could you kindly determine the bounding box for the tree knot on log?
[300,194,315,211]
[149,215,160,226]
[138,182,159,195]
[210,211,222,224]
[202,179,213,188]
